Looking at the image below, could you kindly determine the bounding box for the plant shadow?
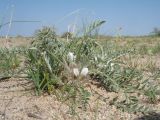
[134,112,160,120]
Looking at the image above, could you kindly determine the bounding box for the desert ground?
[0,35,160,120]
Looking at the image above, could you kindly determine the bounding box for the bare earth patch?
[0,37,32,48]
[0,78,141,120]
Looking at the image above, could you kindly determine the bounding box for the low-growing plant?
[145,85,159,104]
[151,43,160,54]
[0,48,20,75]
[110,95,150,114]
[33,26,57,46]
[61,32,73,39]
[25,20,160,116]
[145,58,157,72]
[138,44,149,55]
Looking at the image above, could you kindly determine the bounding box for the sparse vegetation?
[1,20,160,120]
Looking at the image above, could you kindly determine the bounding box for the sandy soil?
[0,38,160,120]
[0,37,32,48]
[0,78,138,120]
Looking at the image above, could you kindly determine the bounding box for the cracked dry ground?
[0,77,141,120]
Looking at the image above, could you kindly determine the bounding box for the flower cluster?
[73,67,89,77]
[67,52,89,78]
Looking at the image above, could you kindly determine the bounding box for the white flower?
[110,63,114,71]
[94,56,98,62]
[73,68,79,77]
[67,52,76,62]
[42,51,52,73]
[80,67,89,77]
[98,63,107,68]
